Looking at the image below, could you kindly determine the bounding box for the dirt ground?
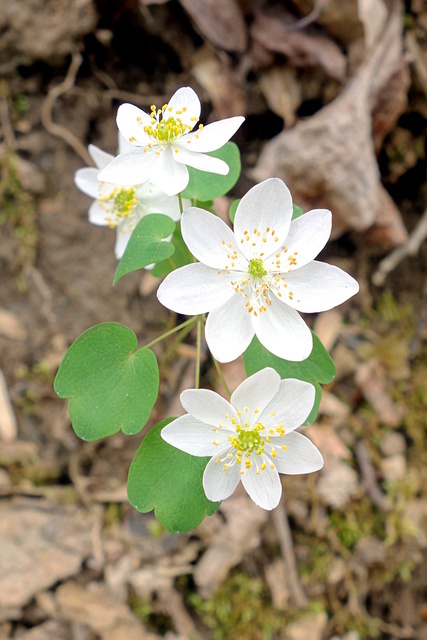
[1,1,427,639]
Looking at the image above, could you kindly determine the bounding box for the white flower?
[161,368,323,510]
[75,139,188,258]
[157,178,359,362]
[97,87,245,196]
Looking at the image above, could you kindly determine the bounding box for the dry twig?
[41,51,92,165]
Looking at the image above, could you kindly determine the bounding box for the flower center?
[248,258,267,280]
[231,423,265,456]
[142,103,195,145]
[99,186,138,228]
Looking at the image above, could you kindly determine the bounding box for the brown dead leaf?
[251,1,408,245]
[355,360,403,426]
[178,0,247,52]
[305,424,351,460]
[0,308,27,340]
[258,66,302,126]
[251,7,347,81]
[192,46,246,118]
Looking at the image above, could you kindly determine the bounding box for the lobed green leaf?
[242,332,335,424]
[128,419,220,532]
[182,142,241,201]
[114,214,176,285]
[54,322,159,441]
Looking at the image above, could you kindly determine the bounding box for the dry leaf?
[251,1,408,245]
[178,0,247,52]
[251,8,347,81]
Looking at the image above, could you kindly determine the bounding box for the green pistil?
[232,426,264,454]
[100,187,137,227]
[248,258,267,280]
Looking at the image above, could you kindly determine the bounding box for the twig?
[354,440,391,512]
[41,51,92,165]
[271,493,308,609]
[284,0,329,32]
[372,208,427,286]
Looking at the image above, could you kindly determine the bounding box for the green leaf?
[292,204,304,220]
[114,214,176,284]
[128,419,220,532]
[151,223,193,278]
[229,198,240,224]
[181,142,241,201]
[54,322,159,441]
[242,332,335,424]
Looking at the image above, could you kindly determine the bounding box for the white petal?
[284,261,359,312]
[259,379,315,433]
[161,415,230,456]
[114,228,132,259]
[173,147,229,175]
[266,209,332,271]
[230,368,280,423]
[240,454,282,510]
[88,144,114,170]
[98,151,156,186]
[88,201,108,226]
[182,116,245,152]
[149,146,190,196]
[205,295,254,363]
[118,132,136,155]
[273,431,324,475]
[203,453,241,502]
[138,183,184,221]
[116,103,152,146]
[168,87,201,128]
[180,389,237,429]
[252,295,313,361]
[181,207,245,269]
[234,179,293,260]
[157,263,235,315]
[75,167,100,198]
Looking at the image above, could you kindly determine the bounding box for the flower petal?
[230,368,280,424]
[205,295,254,363]
[98,150,156,186]
[116,103,152,146]
[240,454,282,510]
[173,147,229,175]
[157,263,235,315]
[75,167,100,199]
[252,295,313,361]
[138,183,184,221]
[180,389,237,430]
[168,86,201,128]
[259,378,315,433]
[234,178,293,260]
[273,431,324,475]
[114,228,132,259]
[284,261,359,312]
[267,209,332,271]
[149,146,190,196]
[203,453,241,502]
[88,144,114,170]
[88,201,108,226]
[182,116,245,152]
[181,207,245,269]
[161,414,230,456]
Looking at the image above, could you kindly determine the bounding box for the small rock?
[355,536,386,567]
[285,612,328,640]
[317,461,359,508]
[380,432,406,457]
[380,454,406,481]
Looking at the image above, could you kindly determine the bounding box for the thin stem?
[177,192,184,215]
[272,494,308,609]
[143,316,196,350]
[211,356,231,398]
[195,318,202,389]
[168,256,177,270]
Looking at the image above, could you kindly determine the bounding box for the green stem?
[195,318,202,389]
[178,192,184,215]
[212,355,231,398]
[143,316,196,350]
